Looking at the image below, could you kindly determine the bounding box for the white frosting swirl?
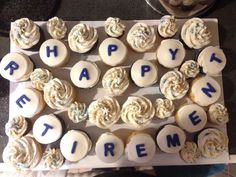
[43,78,76,110]
[47,17,67,39]
[181,18,212,49]
[3,137,42,170]
[5,115,27,139]
[88,96,121,129]
[180,142,201,163]
[154,98,175,119]
[180,60,199,78]
[160,70,189,100]
[127,23,156,52]
[121,96,155,128]
[30,68,53,91]
[198,128,228,158]
[158,15,178,38]
[43,148,64,169]
[104,17,125,37]
[68,101,88,123]
[10,18,40,49]
[68,24,98,53]
[208,103,229,125]
[102,67,129,96]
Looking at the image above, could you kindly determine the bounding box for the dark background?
[0,0,235,163]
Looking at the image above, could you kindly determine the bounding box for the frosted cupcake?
[10,18,40,49]
[104,17,125,38]
[208,103,229,125]
[181,18,212,49]
[121,96,155,128]
[68,101,88,123]
[43,148,64,169]
[102,67,129,96]
[179,141,201,163]
[47,17,67,39]
[179,60,199,78]
[88,96,121,129]
[127,23,156,52]
[160,70,189,100]
[154,98,175,119]
[158,15,178,38]
[68,24,98,53]
[168,0,182,6]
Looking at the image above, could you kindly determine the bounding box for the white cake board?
[4,19,229,171]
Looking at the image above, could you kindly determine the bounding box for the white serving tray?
[5,19,229,170]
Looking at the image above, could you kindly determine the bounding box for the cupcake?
[182,0,197,11]
[32,114,63,144]
[2,136,42,170]
[60,130,92,162]
[68,101,88,123]
[99,38,127,66]
[104,17,125,38]
[197,128,228,158]
[70,61,101,88]
[10,18,40,49]
[130,59,158,87]
[47,17,67,39]
[88,96,121,129]
[127,23,156,52]
[0,52,33,82]
[68,23,98,53]
[30,68,53,91]
[43,148,64,169]
[154,98,175,119]
[179,141,201,163]
[160,70,189,100]
[43,78,76,110]
[126,132,156,163]
[198,46,227,75]
[181,18,212,49]
[39,39,70,67]
[5,115,28,139]
[158,15,178,38]
[156,39,186,68]
[102,67,129,96]
[95,132,124,163]
[179,60,199,78]
[168,0,182,6]
[121,96,155,128]
[208,103,229,125]
[189,76,221,106]
[12,88,45,118]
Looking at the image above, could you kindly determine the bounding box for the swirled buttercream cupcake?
[160,70,189,100]
[208,103,229,125]
[43,148,64,169]
[104,17,125,38]
[127,23,156,52]
[30,68,53,91]
[158,15,178,38]
[154,98,175,119]
[68,24,98,53]
[10,18,40,49]
[44,78,76,110]
[179,60,199,78]
[179,142,201,163]
[102,67,129,96]
[88,96,121,129]
[47,17,67,39]
[181,18,212,49]
[5,115,27,139]
[2,136,42,170]
[68,101,88,123]
[197,128,228,158]
[121,96,155,128]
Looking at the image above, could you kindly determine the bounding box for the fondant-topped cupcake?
[154,98,175,119]
[181,18,211,49]
[68,24,98,53]
[179,60,199,78]
[47,17,67,39]
[127,23,156,52]
[10,18,40,49]
[104,17,125,38]
[68,101,88,123]
[43,148,64,169]
[158,15,178,38]
[208,103,229,125]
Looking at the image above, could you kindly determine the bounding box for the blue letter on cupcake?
[46,46,58,57]
[108,44,118,56]
[210,53,222,63]
[188,111,201,125]
[71,141,78,154]
[16,95,31,108]
[201,82,216,98]
[4,61,19,75]
[79,68,90,80]
[136,144,147,157]
[104,143,115,157]
[141,65,151,77]
[166,134,180,147]
[169,49,179,60]
[41,123,54,136]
